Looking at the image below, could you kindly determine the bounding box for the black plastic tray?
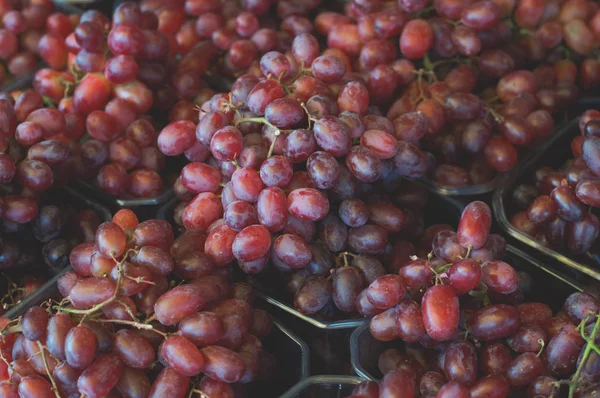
[350,244,583,381]
[492,118,600,281]
[4,269,310,397]
[280,375,366,398]
[1,186,111,317]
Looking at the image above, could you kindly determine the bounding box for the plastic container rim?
[492,118,600,281]
[279,375,366,398]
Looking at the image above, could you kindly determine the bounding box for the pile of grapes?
[352,202,600,397]
[2,0,600,396]
[510,108,600,263]
[0,210,280,397]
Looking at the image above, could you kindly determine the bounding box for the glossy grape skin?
[273,234,312,269]
[564,292,600,323]
[433,230,467,262]
[70,277,116,310]
[480,342,512,376]
[65,325,97,370]
[77,354,123,398]
[154,283,206,326]
[294,278,332,315]
[448,258,482,295]
[469,374,510,398]
[544,324,585,377]
[46,313,74,361]
[348,224,388,255]
[22,306,48,341]
[567,213,600,254]
[457,201,491,250]
[331,266,363,312]
[550,183,584,222]
[200,346,246,383]
[481,260,519,294]
[393,300,426,343]
[421,285,459,341]
[288,188,329,221]
[468,304,520,341]
[442,340,478,385]
[148,367,189,398]
[506,352,543,387]
[366,274,405,310]
[379,368,416,398]
[113,329,155,370]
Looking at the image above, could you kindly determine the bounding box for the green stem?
[569,315,600,397]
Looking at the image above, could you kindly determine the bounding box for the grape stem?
[189,388,209,398]
[55,249,136,322]
[88,318,169,337]
[36,341,62,398]
[569,314,600,397]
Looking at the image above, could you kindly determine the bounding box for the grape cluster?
[510,108,600,259]
[338,201,600,397]
[0,0,76,86]
[0,210,278,397]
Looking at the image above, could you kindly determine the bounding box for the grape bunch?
[338,201,600,398]
[0,0,78,86]
[0,210,279,397]
[510,108,600,259]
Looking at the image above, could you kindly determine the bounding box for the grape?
[294,278,331,314]
[148,366,189,398]
[481,342,512,375]
[201,346,246,383]
[506,324,546,353]
[448,258,482,295]
[65,326,97,370]
[457,201,491,250]
[395,300,426,343]
[469,374,510,398]
[379,368,416,397]
[422,285,459,341]
[77,354,123,398]
[22,306,48,341]
[367,275,406,310]
[154,283,206,326]
[288,188,329,221]
[444,340,478,384]
[468,304,520,341]
[112,329,155,370]
[159,335,205,376]
[273,234,312,269]
[332,266,364,312]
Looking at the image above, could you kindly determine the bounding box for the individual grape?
[550,183,584,222]
[232,225,271,263]
[288,188,329,221]
[480,342,512,375]
[468,304,520,341]
[65,326,97,370]
[481,260,519,294]
[77,354,123,398]
[22,307,49,341]
[448,258,482,295]
[159,335,205,376]
[400,19,433,59]
[154,283,206,326]
[148,366,189,398]
[332,266,364,312]
[457,201,491,250]
[366,274,405,310]
[260,156,293,188]
[444,340,478,384]
[421,285,459,341]
[273,234,312,269]
[394,300,426,343]
[348,224,388,254]
[307,151,340,189]
[201,346,246,383]
[294,278,332,314]
[433,230,467,262]
[469,374,510,398]
[379,368,416,397]
[256,187,288,232]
